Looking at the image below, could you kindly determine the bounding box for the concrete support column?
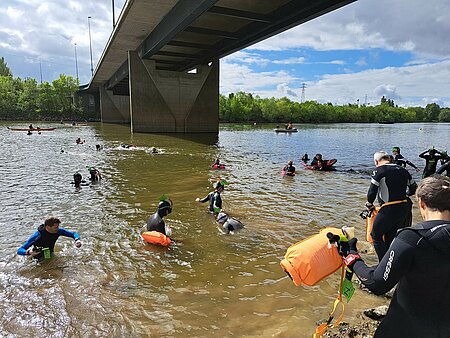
[99,85,131,124]
[128,50,219,133]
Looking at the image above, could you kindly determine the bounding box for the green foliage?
[0,72,84,120]
[0,57,12,77]
[219,92,447,123]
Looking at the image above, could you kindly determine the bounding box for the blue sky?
[1,0,450,107]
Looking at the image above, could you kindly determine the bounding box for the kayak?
[8,127,56,131]
[274,128,298,133]
[302,159,337,171]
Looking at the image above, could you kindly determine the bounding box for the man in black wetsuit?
[344,175,450,338]
[195,180,224,215]
[142,199,173,235]
[391,147,419,172]
[419,148,445,178]
[366,151,417,261]
[283,160,296,176]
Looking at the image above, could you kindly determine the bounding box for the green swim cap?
[392,147,400,153]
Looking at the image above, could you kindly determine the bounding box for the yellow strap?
[380,199,407,209]
[312,266,346,337]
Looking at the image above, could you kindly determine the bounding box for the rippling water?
[1,122,449,337]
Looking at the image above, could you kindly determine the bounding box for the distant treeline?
[219,92,450,123]
[0,57,96,121]
[0,74,94,121]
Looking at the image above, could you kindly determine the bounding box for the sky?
[1,0,449,107]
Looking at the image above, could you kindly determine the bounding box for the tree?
[425,103,440,121]
[0,57,12,76]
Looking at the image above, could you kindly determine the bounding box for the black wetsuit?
[353,220,450,338]
[283,164,295,176]
[436,160,450,177]
[145,211,166,235]
[419,152,444,178]
[199,191,222,213]
[367,164,417,261]
[393,154,418,170]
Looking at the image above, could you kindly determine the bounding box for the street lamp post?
[112,0,116,28]
[88,16,94,77]
[74,43,79,81]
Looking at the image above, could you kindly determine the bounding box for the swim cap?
[158,199,173,214]
[392,147,400,153]
[216,212,228,224]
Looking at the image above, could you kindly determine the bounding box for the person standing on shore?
[344,175,450,338]
[365,151,417,261]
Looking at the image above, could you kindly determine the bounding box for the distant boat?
[274,128,298,133]
[7,127,56,131]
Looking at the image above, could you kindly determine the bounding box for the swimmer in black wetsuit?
[301,153,309,163]
[391,147,419,172]
[283,160,296,176]
[419,148,445,178]
[141,198,173,235]
[365,151,417,261]
[89,167,102,181]
[216,211,245,234]
[17,217,81,260]
[436,152,450,177]
[196,179,225,215]
[310,154,325,168]
[344,175,450,338]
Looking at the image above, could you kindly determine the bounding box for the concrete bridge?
[82,0,356,133]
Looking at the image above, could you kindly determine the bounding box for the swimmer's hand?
[195,198,200,202]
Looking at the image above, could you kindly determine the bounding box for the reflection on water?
[1,122,449,337]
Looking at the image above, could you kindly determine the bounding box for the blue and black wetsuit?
[17,225,80,259]
[199,191,222,213]
[367,164,417,261]
[353,221,450,338]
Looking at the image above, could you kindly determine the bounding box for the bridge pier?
[127,51,218,133]
[99,86,131,124]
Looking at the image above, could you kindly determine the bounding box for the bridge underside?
[99,52,218,133]
[83,0,356,133]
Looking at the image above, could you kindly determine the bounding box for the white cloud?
[374,84,401,101]
[6,6,23,19]
[277,83,298,97]
[273,57,306,65]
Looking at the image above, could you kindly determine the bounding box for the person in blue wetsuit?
[419,148,445,178]
[365,151,417,261]
[17,217,81,260]
[196,179,225,215]
[391,146,419,172]
[344,175,450,338]
[141,198,173,235]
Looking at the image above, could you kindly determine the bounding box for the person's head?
[44,217,61,233]
[373,151,391,166]
[216,211,228,224]
[416,176,450,219]
[73,172,82,185]
[157,199,173,216]
[288,160,293,165]
[392,146,400,155]
[315,153,322,160]
[214,180,225,192]
[429,148,437,156]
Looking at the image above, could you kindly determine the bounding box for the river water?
[1,122,449,337]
